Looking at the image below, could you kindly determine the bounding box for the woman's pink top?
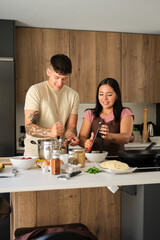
[83,108,134,123]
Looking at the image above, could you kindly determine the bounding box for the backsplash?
[16,102,156,147]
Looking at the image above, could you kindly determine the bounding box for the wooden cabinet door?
[69,30,96,102]
[143,34,156,103]
[96,32,121,87]
[16,27,43,102]
[16,28,69,102]
[155,35,160,103]
[122,33,156,103]
[122,33,146,102]
[42,29,69,84]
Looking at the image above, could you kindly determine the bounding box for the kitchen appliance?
[89,123,104,153]
[0,59,16,156]
[0,20,16,240]
[31,138,69,159]
[118,142,158,164]
[147,121,155,137]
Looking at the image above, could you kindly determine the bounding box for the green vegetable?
[85,167,101,174]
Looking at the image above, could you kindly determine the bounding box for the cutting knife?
[0,168,18,178]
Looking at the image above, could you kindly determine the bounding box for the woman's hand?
[99,123,109,139]
[85,132,94,151]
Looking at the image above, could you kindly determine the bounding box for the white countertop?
[1,162,160,193]
[125,142,160,149]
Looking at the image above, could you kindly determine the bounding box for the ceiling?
[1,0,160,34]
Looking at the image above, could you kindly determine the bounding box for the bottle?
[50,150,60,175]
[143,108,148,143]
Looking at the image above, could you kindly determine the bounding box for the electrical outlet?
[20,126,25,133]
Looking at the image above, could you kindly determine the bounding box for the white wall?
[77,103,156,134]
[16,102,156,147]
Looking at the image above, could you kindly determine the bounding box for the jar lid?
[74,148,85,152]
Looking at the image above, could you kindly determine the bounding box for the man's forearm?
[25,123,51,138]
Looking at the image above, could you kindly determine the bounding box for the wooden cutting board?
[0,157,12,165]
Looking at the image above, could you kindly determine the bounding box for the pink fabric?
[83,108,134,123]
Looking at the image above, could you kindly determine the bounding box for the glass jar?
[74,149,85,167]
[50,151,60,175]
[38,140,54,160]
[68,151,78,165]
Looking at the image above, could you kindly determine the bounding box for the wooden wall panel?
[69,30,96,102]
[10,192,37,240]
[80,187,121,240]
[36,189,81,225]
[96,32,121,87]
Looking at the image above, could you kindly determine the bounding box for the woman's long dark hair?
[93,78,124,122]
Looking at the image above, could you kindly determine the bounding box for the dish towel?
[107,185,119,193]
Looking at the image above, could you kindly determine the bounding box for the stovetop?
[106,152,160,172]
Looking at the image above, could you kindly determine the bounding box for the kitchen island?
[1,162,160,240]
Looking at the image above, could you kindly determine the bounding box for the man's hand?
[51,121,64,138]
[67,136,79,146]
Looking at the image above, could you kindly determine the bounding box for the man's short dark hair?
[50,54,72,75]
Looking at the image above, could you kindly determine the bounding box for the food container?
[10,156,37,170]
[74,149,85,167]
[68,151,78,165]
[65,164,82,174]
[31,139,64,160]
[60,154,68,172]
[50,151,60,175]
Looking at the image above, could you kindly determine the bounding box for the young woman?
[79,78,134,156]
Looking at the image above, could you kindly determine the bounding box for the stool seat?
[15,223,98,240]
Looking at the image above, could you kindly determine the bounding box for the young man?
[24,54,79,156]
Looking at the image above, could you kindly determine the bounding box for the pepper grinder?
[143,108,148,142]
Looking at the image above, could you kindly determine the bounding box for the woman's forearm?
[107,132,132,144]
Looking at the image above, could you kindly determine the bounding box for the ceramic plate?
[95,163,137,174]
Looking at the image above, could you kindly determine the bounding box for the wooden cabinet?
[42,29,69,82]
[122,33,157,102]
[16,28,69,102]
[69,30,96,102]
[155,36,160,103]
[11,188,120,240]
[96,31,121,87]
[16,27,160,103]
[0,20,15,57]
[16,28,43,102]
[69,31,121,102]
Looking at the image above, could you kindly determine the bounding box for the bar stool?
[14,223,98,240]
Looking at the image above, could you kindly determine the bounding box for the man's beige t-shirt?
[24,81,79,156]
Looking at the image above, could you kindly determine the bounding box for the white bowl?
[85,151,108,163]
[150,137,160,145]
[10,156,37,170]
